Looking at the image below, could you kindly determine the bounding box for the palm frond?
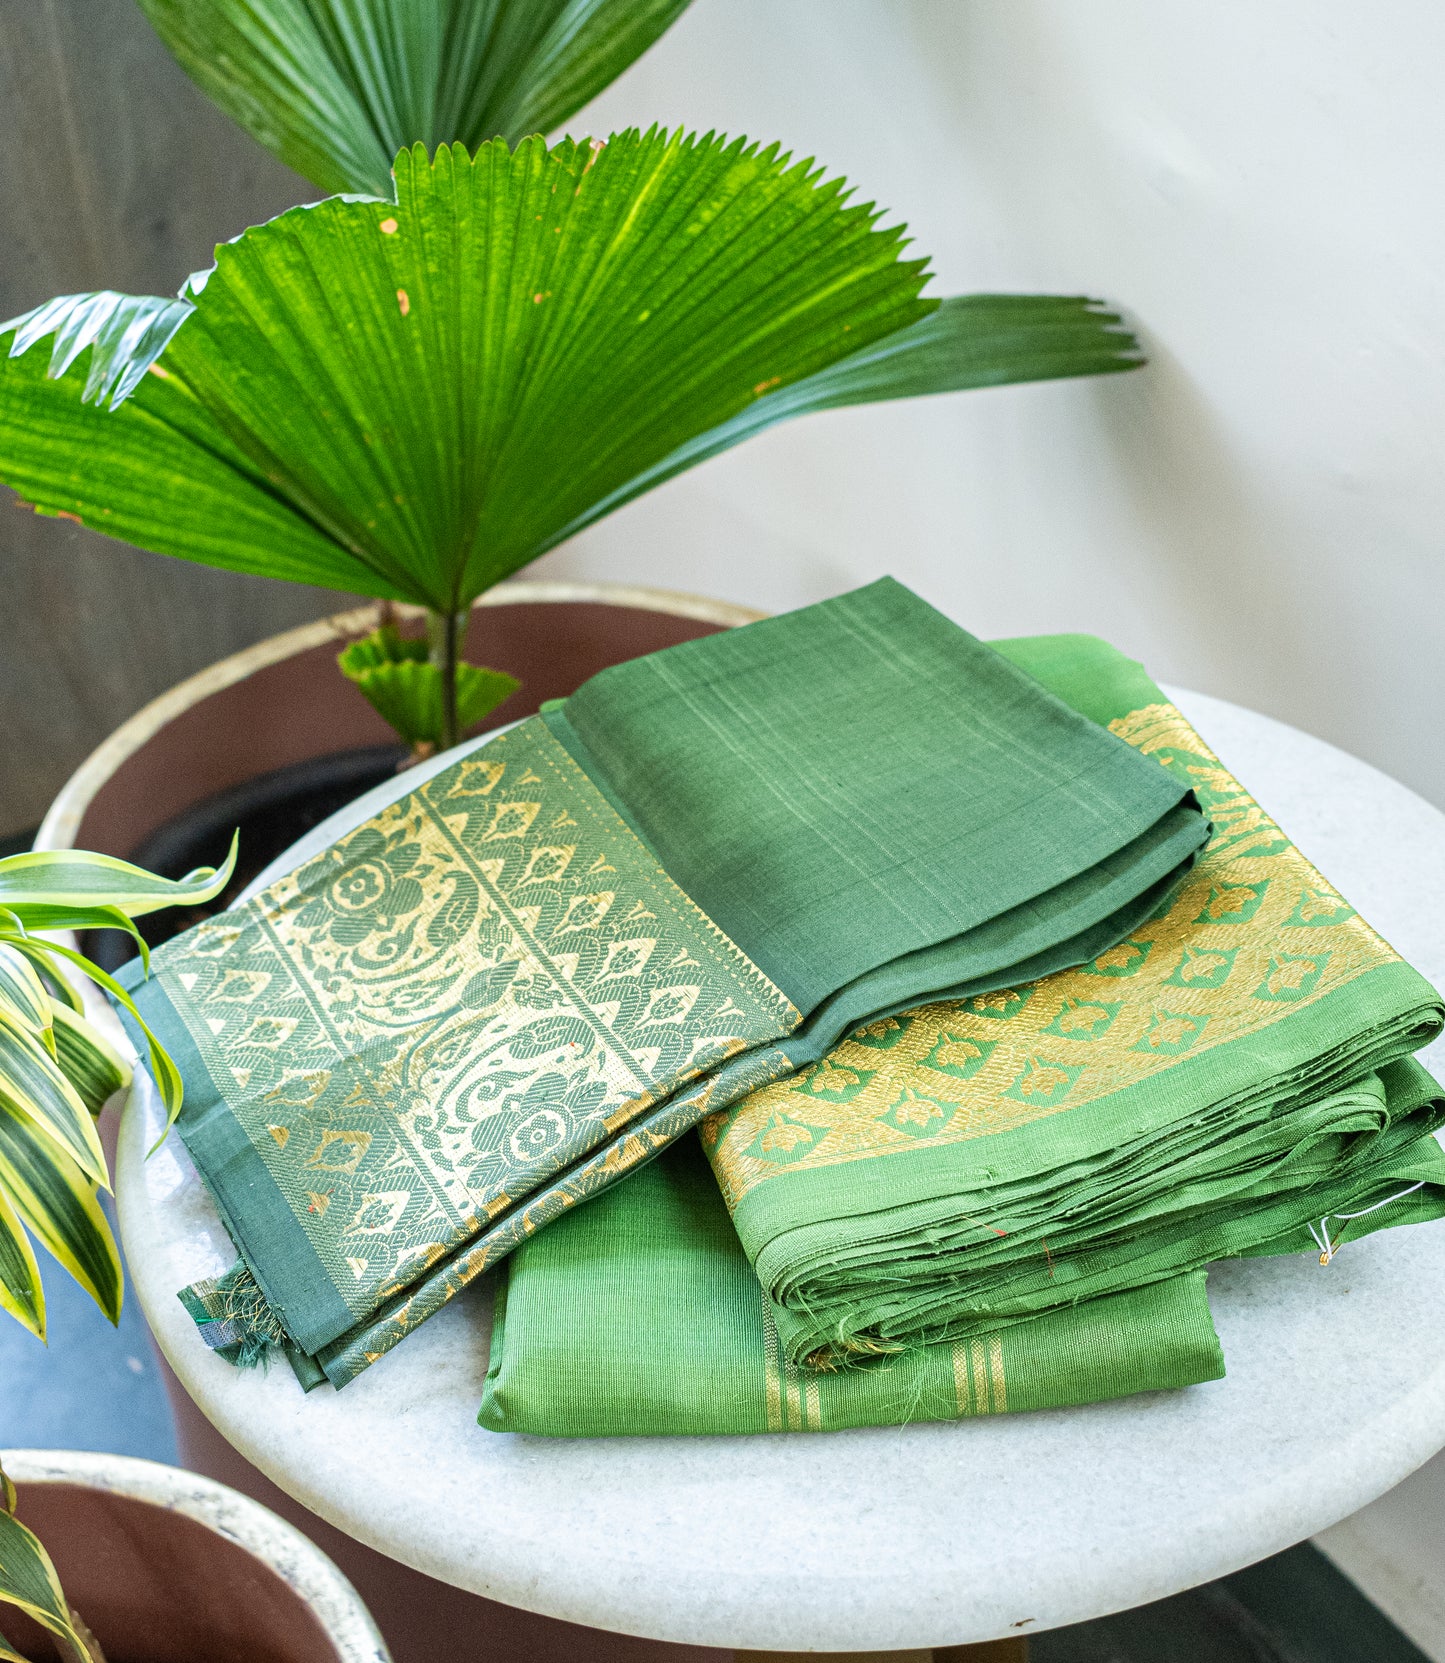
[137,0,696,195]
[0,132,1140,619]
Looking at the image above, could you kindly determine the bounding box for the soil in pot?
[85,745,405,974]
[1,1481,345,1663]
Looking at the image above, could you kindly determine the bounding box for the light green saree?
[481,1135,1225,1437]
[480,634,1445,1434]
[117,580,1209,1388]
[713,637,1445,1368]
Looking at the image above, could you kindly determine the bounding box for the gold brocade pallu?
[116,580,1211,1388]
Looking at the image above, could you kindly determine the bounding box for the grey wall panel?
[0,0,361,836]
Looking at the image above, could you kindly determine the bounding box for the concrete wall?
[0,0,355,836]
[548,0,1445,822]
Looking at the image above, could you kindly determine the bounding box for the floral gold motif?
[161,716,798,1332]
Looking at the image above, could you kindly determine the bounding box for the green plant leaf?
[1,938,183,1140]
[2,908,151,979]
[0,847,220,1337]
[551,291,1143,540]
[32,963,83,1017]
[0,134,1141,617]
[6,290,194,413]
[0,1111,122,1325]
[338,623,519,746]
[0,841,236,921]
[0,1505,69,1634]
[0,1184,44,1339]
[137,0,695,196]
[48,1005,130,1120]
[0,947,56,1057]
[0,1008,108,1187]
[0,1487,93,1663]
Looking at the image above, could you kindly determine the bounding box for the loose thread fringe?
[183,1263,288,1368]
[217,1265,288,1368]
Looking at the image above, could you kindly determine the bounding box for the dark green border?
[114,963,353,1354]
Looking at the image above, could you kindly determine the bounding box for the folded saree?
[118,579,1209,1388]
[480,631,1445,1436]
[697,633,1445,1368]
[480,1133,1226,1436]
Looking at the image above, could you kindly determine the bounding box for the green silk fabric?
[119,580,1207,1389]
[480,1136,1225,1436]
[480,632,1445,1436]
[711,635,1445,1367]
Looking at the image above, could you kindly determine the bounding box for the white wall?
[541,0,1445,812]
[558,11,1445,1642]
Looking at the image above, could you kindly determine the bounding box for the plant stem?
[64,1607,107,1663]
[426,606,465,752]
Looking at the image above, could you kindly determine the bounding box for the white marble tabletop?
[115,689,1445,1653]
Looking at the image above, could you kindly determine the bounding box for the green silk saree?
[480,634,1445,1435]
[118,580,1208,1388]
[705,634,1445,1367]
[480,1135,1225,1437]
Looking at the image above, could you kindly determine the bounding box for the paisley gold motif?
[160,717,798,1328]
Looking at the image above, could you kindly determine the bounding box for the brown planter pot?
[0,1450,387,1663]
[33,581,758,1663]
[36,581,762,862]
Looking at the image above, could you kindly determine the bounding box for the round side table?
[115,689,1445,1661]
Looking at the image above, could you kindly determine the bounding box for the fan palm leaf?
[137,0,697,195]
[0,132,1140,610]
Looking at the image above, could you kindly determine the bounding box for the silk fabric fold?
[119,580,1208,1387]
[480,1135,1225,1437]
[480,633,1445,1435]
[705,636,1445,1369]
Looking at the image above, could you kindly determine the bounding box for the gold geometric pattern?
[160,717,798,1326]
[706,703,1397,1204]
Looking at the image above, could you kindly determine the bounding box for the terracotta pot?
[143,1371,728,1663]
[32,582,759,1663]
[0,1449,388,1663]
[36,581,763,861]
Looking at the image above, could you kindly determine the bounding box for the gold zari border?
[708,703,1399,1203]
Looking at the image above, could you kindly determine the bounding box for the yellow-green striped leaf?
[49,1004,130,1119]
[0,1500,91,1659]
[2,905,151,973]
[0,1185,43,1339]
[28,959,83,1016]
[0,840,235,919]
[0,945,54,1056]
[0,1116,121,1323]
[0,849,223,1337]
[5,938,183,1132]
[0,1008,107,1186]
